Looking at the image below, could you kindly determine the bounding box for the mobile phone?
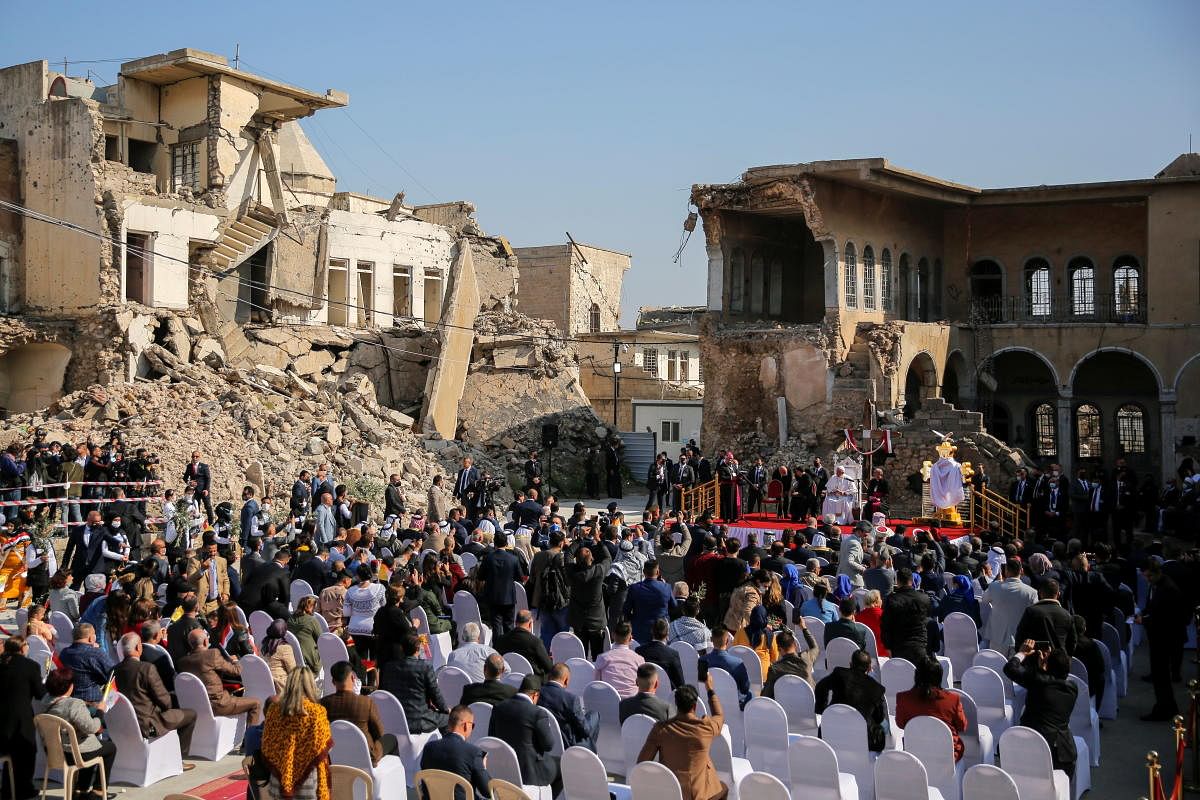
[1035,640,1052,652]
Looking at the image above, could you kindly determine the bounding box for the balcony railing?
[972,293,1146,324]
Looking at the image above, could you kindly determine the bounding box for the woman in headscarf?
[215,600,256,658]
[729,569,779,676]
[78,573,107,616]
[834,574,854,602]
[937,574,981,627]
[262,619,299,694]
[1027,552,1059,593]
[259,667,333,800]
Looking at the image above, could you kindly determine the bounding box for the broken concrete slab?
[419,238,480,438]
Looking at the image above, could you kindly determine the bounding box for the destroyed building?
[0,49,609,502]
[692,156,1200,513]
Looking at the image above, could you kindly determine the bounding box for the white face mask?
[352,675,362,694]
[110,520,121,528]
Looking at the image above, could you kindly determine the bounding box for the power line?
[342,111,440,203]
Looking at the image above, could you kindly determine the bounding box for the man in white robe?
[821,466,856,524]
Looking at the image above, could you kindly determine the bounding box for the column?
[1056,394,1073,478]
[706,243,723,312]
[1160,394,1177,483]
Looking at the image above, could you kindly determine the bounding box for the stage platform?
[714,512,976,545]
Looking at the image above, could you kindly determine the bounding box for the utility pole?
[233,44,240,70]
[611,341,621,431]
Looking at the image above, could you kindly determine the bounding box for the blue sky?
[3,2,1197,324]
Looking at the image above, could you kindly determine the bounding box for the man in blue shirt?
[623,560,676,645]
[700,624,751,707]
[58,622,114,703]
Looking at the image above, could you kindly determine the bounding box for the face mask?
[111,520,121,528]
[352,675,363,694]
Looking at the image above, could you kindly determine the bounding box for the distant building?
[513,242,630,336]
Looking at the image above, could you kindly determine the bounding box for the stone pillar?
[706,243,723,312]
[1056,394,1073,477]
[1160,394,1177,483]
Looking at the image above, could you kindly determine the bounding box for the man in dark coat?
[881,568,932,664]
[604,439,623,499]
[237,547,292,619]
[619,663,671,723]
[420,705,493,800]
[489,675,561,796]
[113,633,196,753]
[495,610,554,678]
[478,534,527,636]
[461,654,519,707]
[537,663,599,749]
[62,510,121,589]
[1015,579,1077,656]
[1138,561,1189,720]
[378,633,449,733]
[567,537,611,659]
[1005,642,1079,778]
[384,474,406,519]
[635,617,685,689]
[183,450,214,522]
[814,649,888,752]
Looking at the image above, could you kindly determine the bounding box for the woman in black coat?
[0,636,46,799]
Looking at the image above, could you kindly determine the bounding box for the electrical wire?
[0,197,673,348]
[342,111,440,203]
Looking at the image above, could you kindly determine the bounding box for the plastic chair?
[650,663,674,706]
[239,653,277,707]
[729,645,763,695]
[500,672,526,689]
[504,652,535,676]
[736,771,790,800]
[492,778,534,800]
[314,613,330,634]
[583,680,623,774]
[824,637,862,673]
[873,750,944,800]
[106,692,184,786]
[669,641,700,690]
[174,671,245,760]
[249,609,273,638]
[949,689,994,766]
[773,674,820,736]
[627,761,682,800]
[902,715,962,800]
[973,649,1023,717]
[330,764,374,800]
[48,611,74,654]
[34,713,108,800]
[620,714,657,780]
[468,702,492,743]
[942,612,980,681]
[1067,675,1100,767]
[1095,637,1119,720]
[459,552,477,572]
[565,657,595,697]
[743,697,799,783]
[709,667,745,756]
[370,689,441,785]
[881,657,916,713]
[802,617,826,655]
[318,633,350,696]
[561,746,632,800]
[329,719,406,800]
[787,734,858,800]
[539,707,565,757]
[25,636,53,678]
[1101,622,1128,697]
[551,632,587,663]
[415,768,473,800]
[453,591,490,644]
[709,726,753,800]
[998,726,1070,800]
[960,666,1013,742]
[478,736,550,800]
[289,578,315,611]
[961,764,1019,800]
[436,665,473,707]
[818,703,876,800]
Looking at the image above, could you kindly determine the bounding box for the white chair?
[729,645,763,696]
[709,668,745,757]
[736,771,790,800]
[650,663,674,706]
[318,633,350,696]
[1101,622,1128,697]
[1067,675,1100,767]
[620,714,657,780]
[818,703,876,800]
[774,674,820,736]
[852,588,870,610]
[1068,657,1088,685]
[174,672,245,760]
[709,726,753,800]
[628,761,682,800]
[882,657,916,714]
[289,578,315,611]
[314,613,330,634]
[902,716,962,800]
[561,746,632,800]
[468,702,492,744]
[501,671,526,689]
[973,649,1022,715]
[479,736,551,800]
[410,605,431,636]
[460,551,478,571]
[669,641,700,690]
[437,665,473,707]
[1095,637,1119,720]
[942,612,979,681]
[25,636,53,678]
[48,611,74,653]
[998,726,1070,800]
[551,631,587,663]
[949,689,994,766]
[283,630,314,679]
[370,689,441,785]
[873,750,945,800]
[504,652,535,676]
[239,653,277,707]
[961,764,1020,800]
[788,734,858,800]
[565,658,595,697]
[15,607,28,633]
[453,591,491,645]
[514,582,533,630]
[106,693,184,786]
[960,666,1012,742]
[249,609,273,639]
[743,697,800,783]
[803,617,826,657]
[428,631,453,670]
[583,681,623,774]
[539,707,566,757]
[824,637,861,672]
[330,719,406,800]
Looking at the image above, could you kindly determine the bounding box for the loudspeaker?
[541,423,559,449]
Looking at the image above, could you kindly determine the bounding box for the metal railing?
[972,293,1146,324]
[974,485,1029,539]
[681,478,720,520]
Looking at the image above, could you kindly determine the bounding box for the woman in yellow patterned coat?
[0,530,30,606]
[260,667,333,800]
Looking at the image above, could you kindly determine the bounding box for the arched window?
[1069,257,1095,316]
[588,303,602,333]
[844,242,858,308]
[933,258,944,317]
[729,248,745,312]
[749,251,765,314]
[916,257,930,322]
[767,256,783,316]
[1075,403,1102,460]
[1024,258,1052,318]
[1116,403,1146,454]
[862,246,876,310]
[1113,257,1141,317]
[1032,402,1057,457]
[880,249,893,312]
[898,253,911,319]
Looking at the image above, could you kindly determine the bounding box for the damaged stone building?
[692,156,1200,512]
[0,48,611,503]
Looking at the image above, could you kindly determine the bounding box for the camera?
[483,476,504,491]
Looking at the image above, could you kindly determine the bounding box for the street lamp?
[611,359,621,430]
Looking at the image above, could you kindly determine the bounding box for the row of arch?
[995,400,1148,462]
[970,255,1144,322]
[842,242,943,321]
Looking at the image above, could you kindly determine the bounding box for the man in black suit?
[478,534,528,636]
[379,633,449,734]
[420,705,493,800]
[1015,579,1077,656]
[384,473,406,519]
[495,610,553,678]
[537,663,599,749]
[1138,561,1189,720]
[183,450,213,523]
[166,597,206,666]
[294,546,333,592]
[618,663,671,723]
[513,493,543,530]
[1009,468,1032,508]
[240,536,267,583]
[669,455,696,513]
[1041,478,1067,538]
[0,635,46,799]
[461,654,518,707]
[814,649,888,753]
[745,457,767,515]
[238,546,292,619]
[790,468,818,522]
[138,621,177,692]
[453,457,481,517]
[62,510,121,588]
[635,617,685,689]
[523,451,544,496]
[646,454,670,512]
[1004,641,1079,778]
[291,470,312,518]
[489,675,561,796]
[1111,467,1137,547]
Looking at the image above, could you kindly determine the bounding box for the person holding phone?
[1004,639,1078,780]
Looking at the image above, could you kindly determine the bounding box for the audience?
[419,705,492,800]
[378,632,448,734]
[895,658,967,761]
[814,649,888,753]
[489,675,561,796]
[636,677,725,800]
[594,621,645,699]
[321,660,397,763]
[619,662,671,723]
[113,632,197,759]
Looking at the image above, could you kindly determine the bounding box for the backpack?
[541,552,571,611]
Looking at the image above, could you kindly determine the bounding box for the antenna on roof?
[234,44,240,71]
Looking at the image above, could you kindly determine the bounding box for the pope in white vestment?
[821,466,856,524]
[929,453,966,510]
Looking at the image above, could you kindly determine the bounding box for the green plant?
[346,474,385,518]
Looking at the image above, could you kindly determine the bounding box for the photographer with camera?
[0,443,26,522]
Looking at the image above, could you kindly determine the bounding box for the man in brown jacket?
[320,660,397,764]
[114,632,197,755]
[184,537,230,614]
[177,628,261,724]
[636,674,727,800]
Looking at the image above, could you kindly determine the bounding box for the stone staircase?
[835,332,877,406]
[210,203,278,275]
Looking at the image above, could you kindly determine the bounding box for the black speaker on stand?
[541,423,559,497]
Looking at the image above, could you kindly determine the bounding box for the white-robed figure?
[821,465,856,524]
[928,439,966,514]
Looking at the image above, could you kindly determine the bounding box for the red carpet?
[719,512,976,541]
[184,770,248,800]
